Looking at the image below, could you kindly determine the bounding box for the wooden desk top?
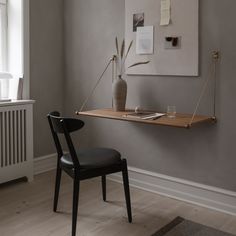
[77,109,216,129]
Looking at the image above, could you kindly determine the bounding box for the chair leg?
[53,165,62,212]
[102,175,106,202]
[72,179,80,236]
[122,160,132,223]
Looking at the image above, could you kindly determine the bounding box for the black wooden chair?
[47,112,132,236]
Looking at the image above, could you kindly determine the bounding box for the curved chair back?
[47,112,84,169]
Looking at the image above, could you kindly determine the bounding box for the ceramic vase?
[112,75,127,111]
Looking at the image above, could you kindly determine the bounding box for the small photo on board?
[133,13,144,32]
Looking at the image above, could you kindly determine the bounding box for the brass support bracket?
[189,50,220,127]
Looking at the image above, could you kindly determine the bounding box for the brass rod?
[77,55,116,114]
[212,51,220,118]
[189,51,219,127]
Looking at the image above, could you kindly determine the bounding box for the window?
[0,0,7,71]
[0,0,29,100]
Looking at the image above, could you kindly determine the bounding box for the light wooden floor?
[0,171,236,236]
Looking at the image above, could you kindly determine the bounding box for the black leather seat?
[61,148,121,169]
[47,112,132,236]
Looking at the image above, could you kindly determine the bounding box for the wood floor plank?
[0,170,236,236]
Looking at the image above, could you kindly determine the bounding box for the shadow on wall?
[129,121,220,184]
[88,116,220,185]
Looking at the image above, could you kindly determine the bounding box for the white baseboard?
[34,153,57,175]
[108,167,236,217]
[34,155,236,216]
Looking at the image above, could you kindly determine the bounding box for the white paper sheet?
[136,26,154,55]
[160,0,171,26]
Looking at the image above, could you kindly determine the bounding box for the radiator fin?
[0,109,27,167]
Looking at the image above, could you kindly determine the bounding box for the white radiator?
[0,100,34,184]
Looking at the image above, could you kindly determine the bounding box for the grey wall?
[64,0,236,192]
[30,0,64,157]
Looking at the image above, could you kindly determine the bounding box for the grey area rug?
[152,217,235,236]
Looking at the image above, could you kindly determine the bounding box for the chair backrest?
[47,111,85,169]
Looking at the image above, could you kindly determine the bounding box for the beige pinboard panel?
[125,0,199,76]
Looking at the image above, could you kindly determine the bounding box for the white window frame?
[0,0,7,72]
[0,0,30,100]
[23,0,30,99]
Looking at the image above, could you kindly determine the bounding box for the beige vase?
[112,75,127,111]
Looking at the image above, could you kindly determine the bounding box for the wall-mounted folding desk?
[77,108,216,129]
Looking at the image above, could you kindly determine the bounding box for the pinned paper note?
[160,0,171,26]
[136,26,154,55]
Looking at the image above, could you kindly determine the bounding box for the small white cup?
[135,106,141,114]
[167,106,176,118]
